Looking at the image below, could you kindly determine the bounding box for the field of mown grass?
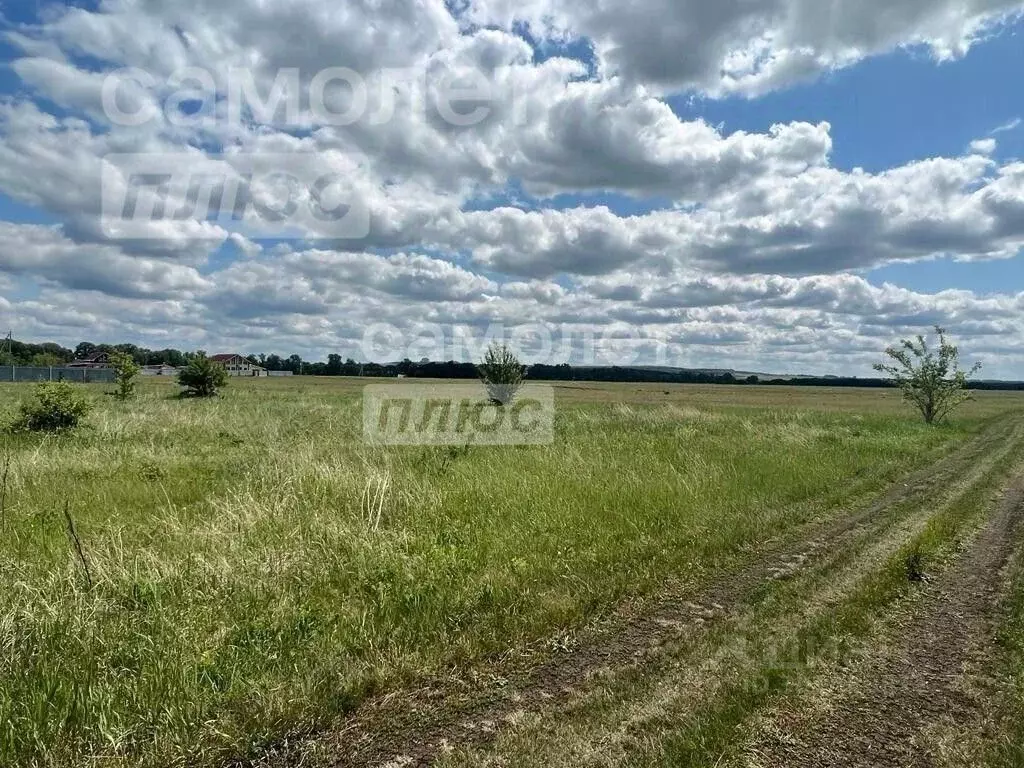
[0,377,1019,767]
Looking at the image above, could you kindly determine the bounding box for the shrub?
[177,355,228,398]
[12,381,91,432]
[110,350,141,400]
[873,326,981,424]
[477,342,525,405]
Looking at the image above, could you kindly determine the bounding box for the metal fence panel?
[0,366,117,383]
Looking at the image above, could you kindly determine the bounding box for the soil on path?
[743,472,1024,768]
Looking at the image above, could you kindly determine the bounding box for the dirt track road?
[743,465,1024,767]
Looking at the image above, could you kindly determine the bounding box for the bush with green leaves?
[873,325,981,424]
[11,381,92,433]
[477,342,525,405]
[109,350,141,400]
[177,355,229,398]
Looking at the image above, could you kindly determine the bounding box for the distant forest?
[2,338,1023,390]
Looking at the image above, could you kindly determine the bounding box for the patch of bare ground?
[741,470,1024,768]
[241,418,1020,768]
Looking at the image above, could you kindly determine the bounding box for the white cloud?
[2,0,1024,376]
[992,117,1022,134]
[466,0,1024,95]
[3,261,1023,377]
[0,223,210,298]
[440,154,1024,279]
[970,137,997,154]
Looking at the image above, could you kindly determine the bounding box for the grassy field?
[1,377,1022,767]
[995,544,1024,767]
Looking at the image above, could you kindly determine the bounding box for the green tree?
[11,381,91,432]
[148,348,186,367]
[873,326,981,424]
[29,353,64,367]
[177,354,228,398]
[109,350,141,400]
[74,341,98,360]
[478,342,525,405]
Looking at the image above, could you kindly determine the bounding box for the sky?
[1,1,1024,377]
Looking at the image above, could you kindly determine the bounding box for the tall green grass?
[993,553,1024,767]
[0,381,986,766]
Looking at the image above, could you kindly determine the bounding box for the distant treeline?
[377,362,1024,391]
[0,340,192,368]
[2,339,1022,390]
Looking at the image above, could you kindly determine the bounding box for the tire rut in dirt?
[743,470,1024,768]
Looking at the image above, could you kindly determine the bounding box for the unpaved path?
[742,471,1024,768]
[242,417,1020,768]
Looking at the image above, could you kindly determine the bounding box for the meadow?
[1,377,1023,767]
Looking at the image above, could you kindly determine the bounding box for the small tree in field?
[873,326,981,424]
[12,381,91,432]
[478,343,525,405]
[177,355,228,398]
[109,350,141,400]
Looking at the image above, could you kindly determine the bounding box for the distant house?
[68,352,112,369]
[210,353,267,377]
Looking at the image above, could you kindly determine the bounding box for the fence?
[0,366,117,383]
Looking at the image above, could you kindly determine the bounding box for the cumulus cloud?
[0,223,210,299]
[4,262,1022,376]
[439,154,1024,278]
[466,0,1024,95]
[970,138,998,154]
[207,249,498,316]
[504,92,832,196]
